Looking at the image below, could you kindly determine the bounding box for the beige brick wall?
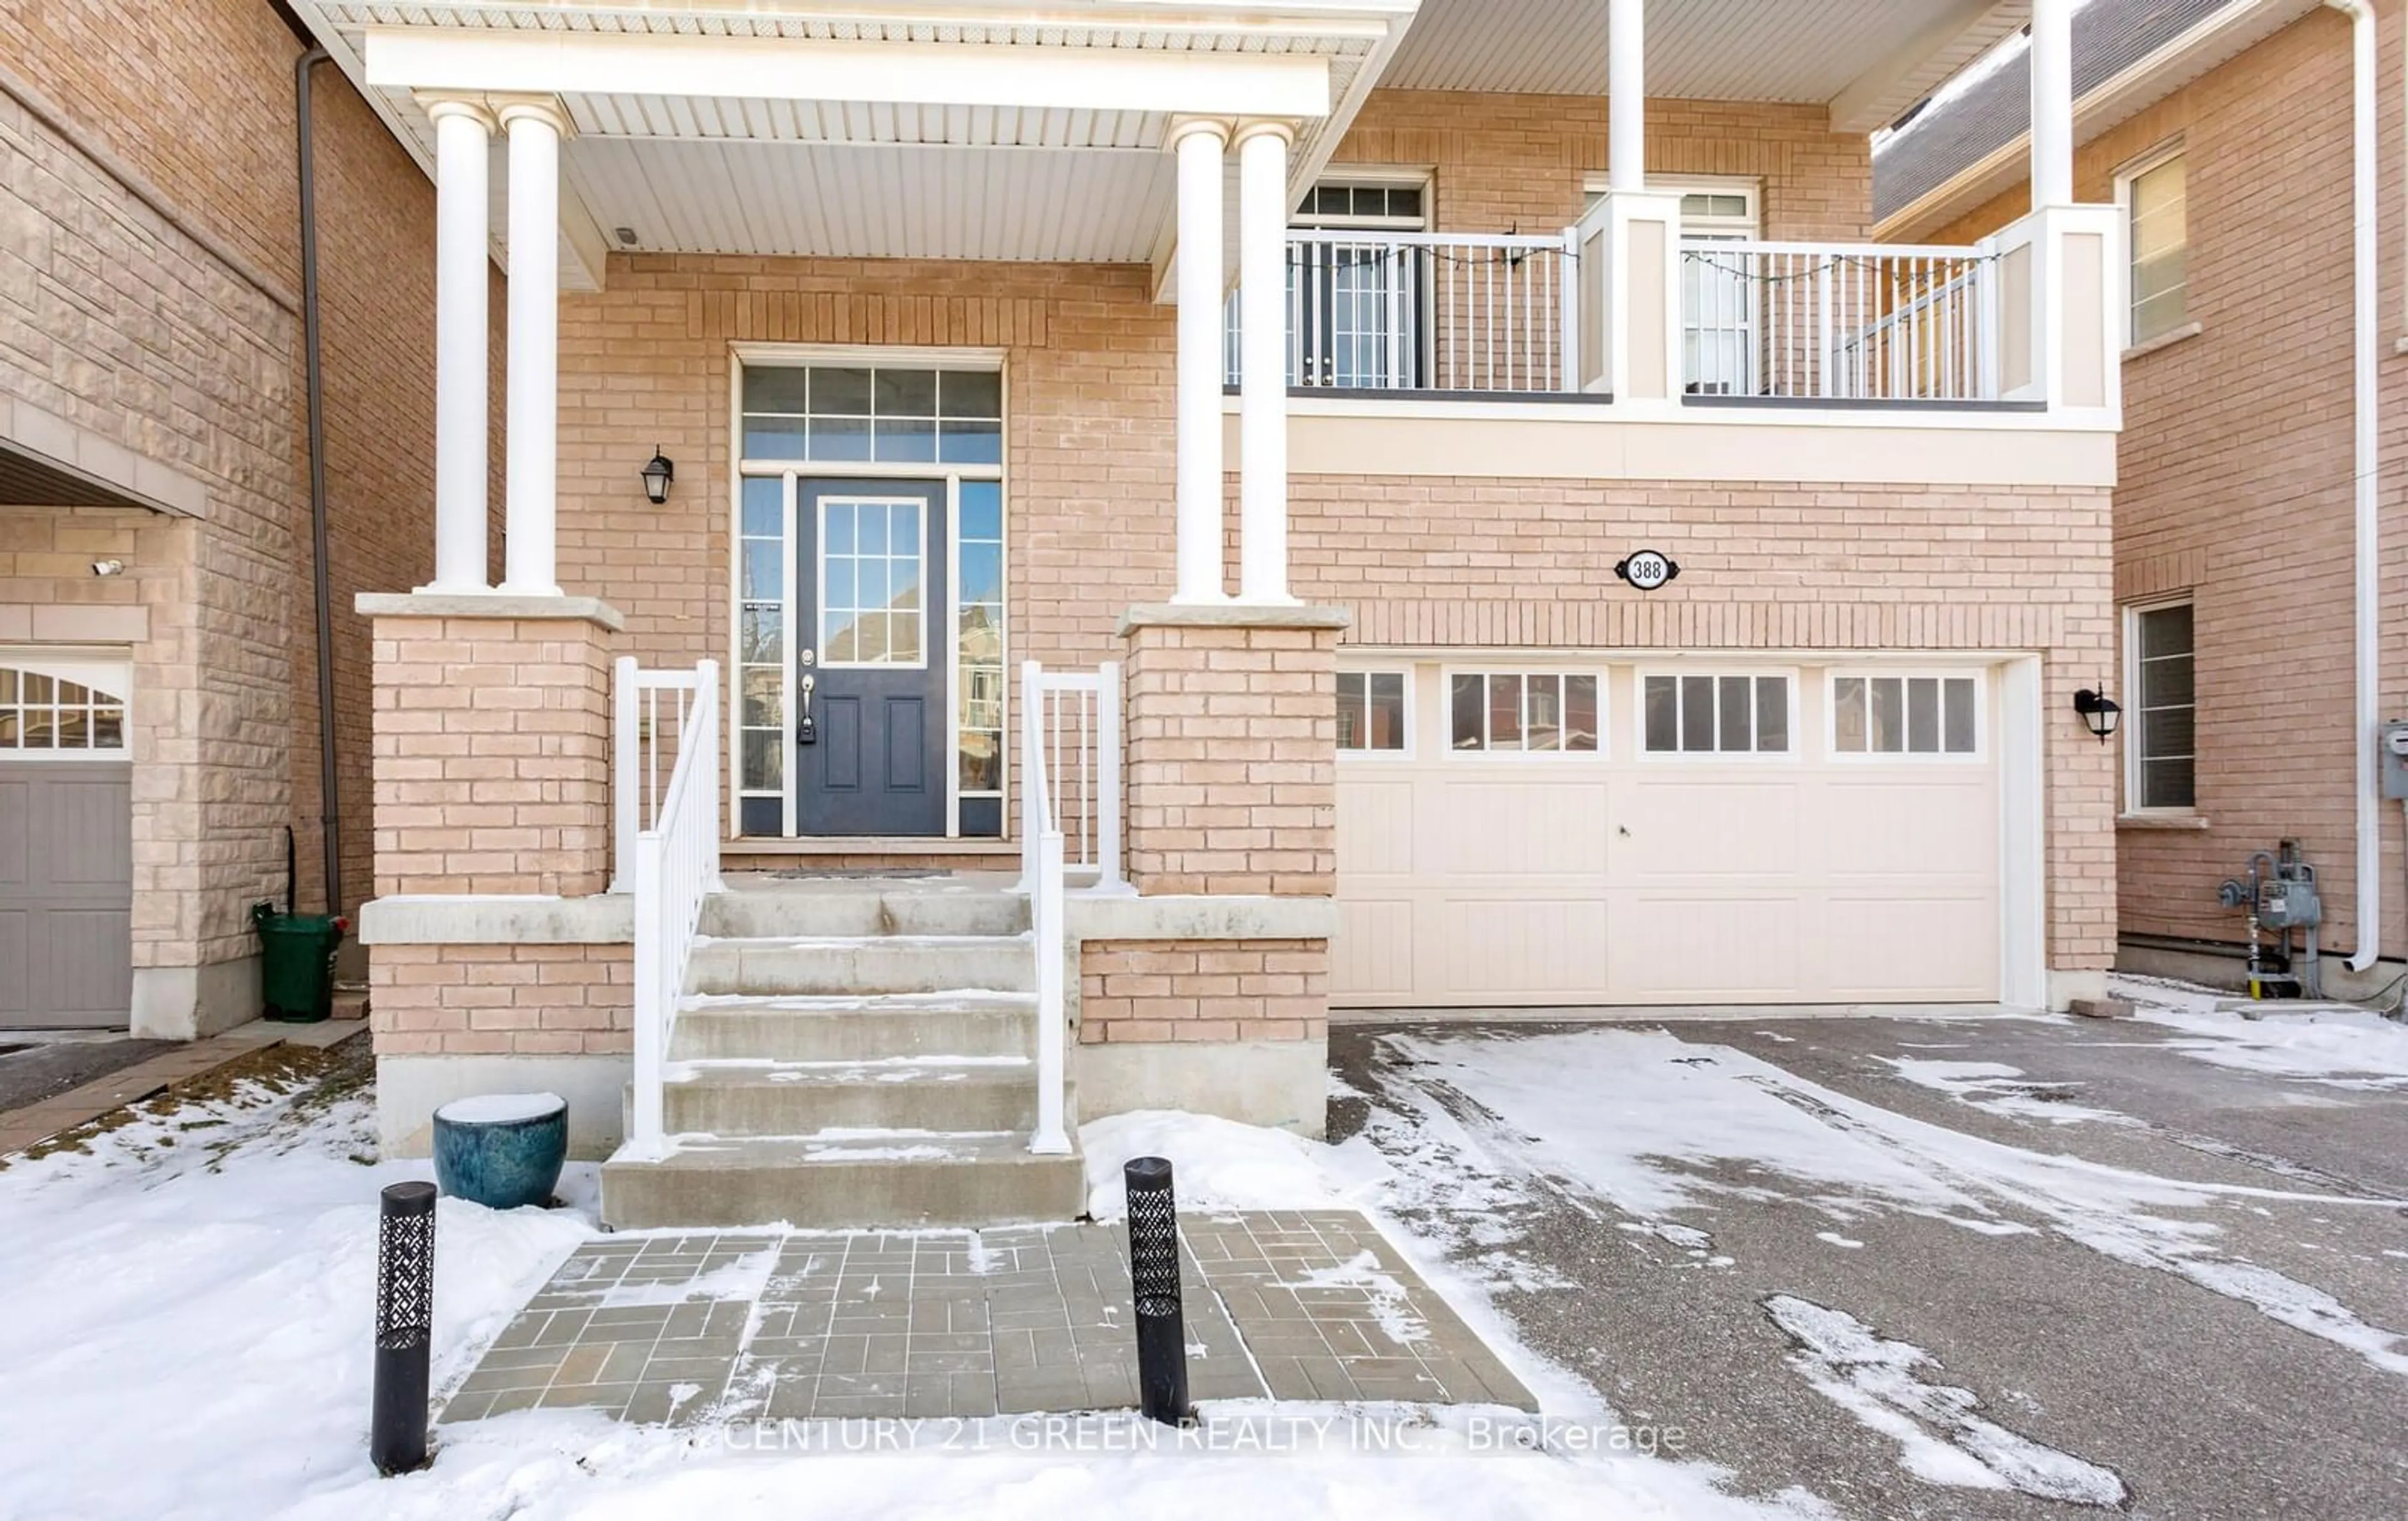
[2,1,482,1021]
[1337,90,1872,240]
[1079,939,1329,1046]
[1289,476,2121,972]
[369,942,632,1057]
[1122,619,1341,897]
[369,614,615,898]
[1928,8,2407,960]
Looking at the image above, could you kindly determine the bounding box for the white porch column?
[500,98,569,596]
[1608,0,1646,192]
[1236,120,1294,605]
[1170,118,1230,605]
[424,98,493,591]
[2029,0,2074,208]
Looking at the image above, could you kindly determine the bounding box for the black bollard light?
[1123,1155,1190,1426]
[371,1181,438,1475]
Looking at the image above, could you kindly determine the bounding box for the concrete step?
[700,884,1027,940]
[659,1060,1055,1135]
[600,1132,1087,1229]
[688,935,1034,997]
[670,992,1037,1063]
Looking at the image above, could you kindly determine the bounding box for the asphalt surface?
[0,1036,177,1113]
[1331,1011,2408,1520]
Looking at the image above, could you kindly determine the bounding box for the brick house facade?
[1884,0,2407,996]
[1,0,486,1036]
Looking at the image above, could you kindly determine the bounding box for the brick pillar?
[1119,604,1349,896]
[360,594,624,897]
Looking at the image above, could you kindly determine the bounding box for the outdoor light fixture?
[640,448,674,505]
[2074,688,2122,743]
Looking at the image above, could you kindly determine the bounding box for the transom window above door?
[741,364,1001,465]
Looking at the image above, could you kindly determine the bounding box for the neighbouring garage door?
[1333,660,2002,1008]
[0,659,134,1028]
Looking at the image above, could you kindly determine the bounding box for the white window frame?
[0,654,134,761]
[814,492,931,672]
[2123,596,2198,814]
[728,344,1009,840]
[1825,669,1987,763]
[1336,668,1416,761]
[1292,167,1434,233]
[2114,140,2188,348]
[1635,668,1798,761]
[1440,666,1609,760]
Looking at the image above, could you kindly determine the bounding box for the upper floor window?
[2126,599,2196,810]
[2119,147,2188,345]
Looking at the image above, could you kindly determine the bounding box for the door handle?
[798,670,817,745]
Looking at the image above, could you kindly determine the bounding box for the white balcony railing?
[1677,240,1999,403]
[1016,660,1078,1157]
[1228,231,1575,395]
[623,657,721,1160]
[1018,661,1125,892]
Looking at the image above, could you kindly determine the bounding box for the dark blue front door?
[795,479,948,837]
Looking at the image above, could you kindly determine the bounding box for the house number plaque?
[1614,549,1680,592]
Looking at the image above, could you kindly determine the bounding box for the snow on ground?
[1876,1058,2137,1127]
[1359,1026,2408,1500]
[1077,1109,1392,1220]
[2113,974,2408,1090]
[0,1058,1816,1521]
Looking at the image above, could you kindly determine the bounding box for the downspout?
[295,45,343,918]
[2329,1,2381,974]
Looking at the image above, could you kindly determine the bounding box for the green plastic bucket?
[253,900,346,1023]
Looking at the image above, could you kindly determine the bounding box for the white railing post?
[630,831,665,1156]
[1030,828,1069,1155]
[621,657,720,1164]
[1096,660,1125,892]
[1017,659,1044,891]
[612,655,637,892]
[697,658,722,892]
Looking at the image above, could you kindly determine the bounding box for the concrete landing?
[441,1209,1536,1424]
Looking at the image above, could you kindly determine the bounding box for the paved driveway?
[1332,1005,2408,1520]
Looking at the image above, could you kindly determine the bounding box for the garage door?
[1334,661,2002,1008]
[0,660,134,1028]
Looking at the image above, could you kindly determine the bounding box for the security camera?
[91,559,125,577]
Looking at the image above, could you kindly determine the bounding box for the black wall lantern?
[2074,688,2122,743]
[640,448,675,505]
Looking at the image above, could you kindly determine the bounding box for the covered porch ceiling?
[284,1,2026,287]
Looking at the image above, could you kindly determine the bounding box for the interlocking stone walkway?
[443,1209,1535,1424]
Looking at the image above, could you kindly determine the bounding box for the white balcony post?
[1096,659,1126,892]
[1608,0,1646,193]
[1170,119,1230,605]
[2030,0,2074,209]
[422,97,493,592]
[500,98,568,596]
[1236,120,1295,605]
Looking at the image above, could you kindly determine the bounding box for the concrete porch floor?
[443,1209,1535,1424]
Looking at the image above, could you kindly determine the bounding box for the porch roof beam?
[364,29,1336,120]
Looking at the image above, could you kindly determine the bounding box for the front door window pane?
[822,498,924,667]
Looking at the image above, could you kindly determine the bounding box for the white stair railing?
[613,657,709,892]
[626,658,721,1160]
[1018,661,1124,891]
[1018,659,1072,1157]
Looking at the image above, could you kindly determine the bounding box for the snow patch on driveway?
[1763,1295,2127,1507]
[1877,1057,2138,1126]
[2113,976,2408,1090]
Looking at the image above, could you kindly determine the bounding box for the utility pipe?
[2330,0,2381,974]
[295,46,342,918]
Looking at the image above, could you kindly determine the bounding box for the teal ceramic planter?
[432,1093,568,1211]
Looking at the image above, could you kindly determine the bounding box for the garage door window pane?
[1871,678,1904,752]
[0,665,130,754]
[1834,677,1868,752]
[1754,677,1788,752]
[1565,675,1598,752]
[1943,678,1977,753]
[1681,676,1715,752]
[1369,673,1407,750]
[1452,674,1484,749]
[1489,675,1524,748]
[1337,672,1368,750]
[1906,678,1940,753]
[1644,676,1678,752]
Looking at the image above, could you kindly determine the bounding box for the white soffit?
[571,96,1168,149]
[1384,0,2029,128]
[565,139,1176,260]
